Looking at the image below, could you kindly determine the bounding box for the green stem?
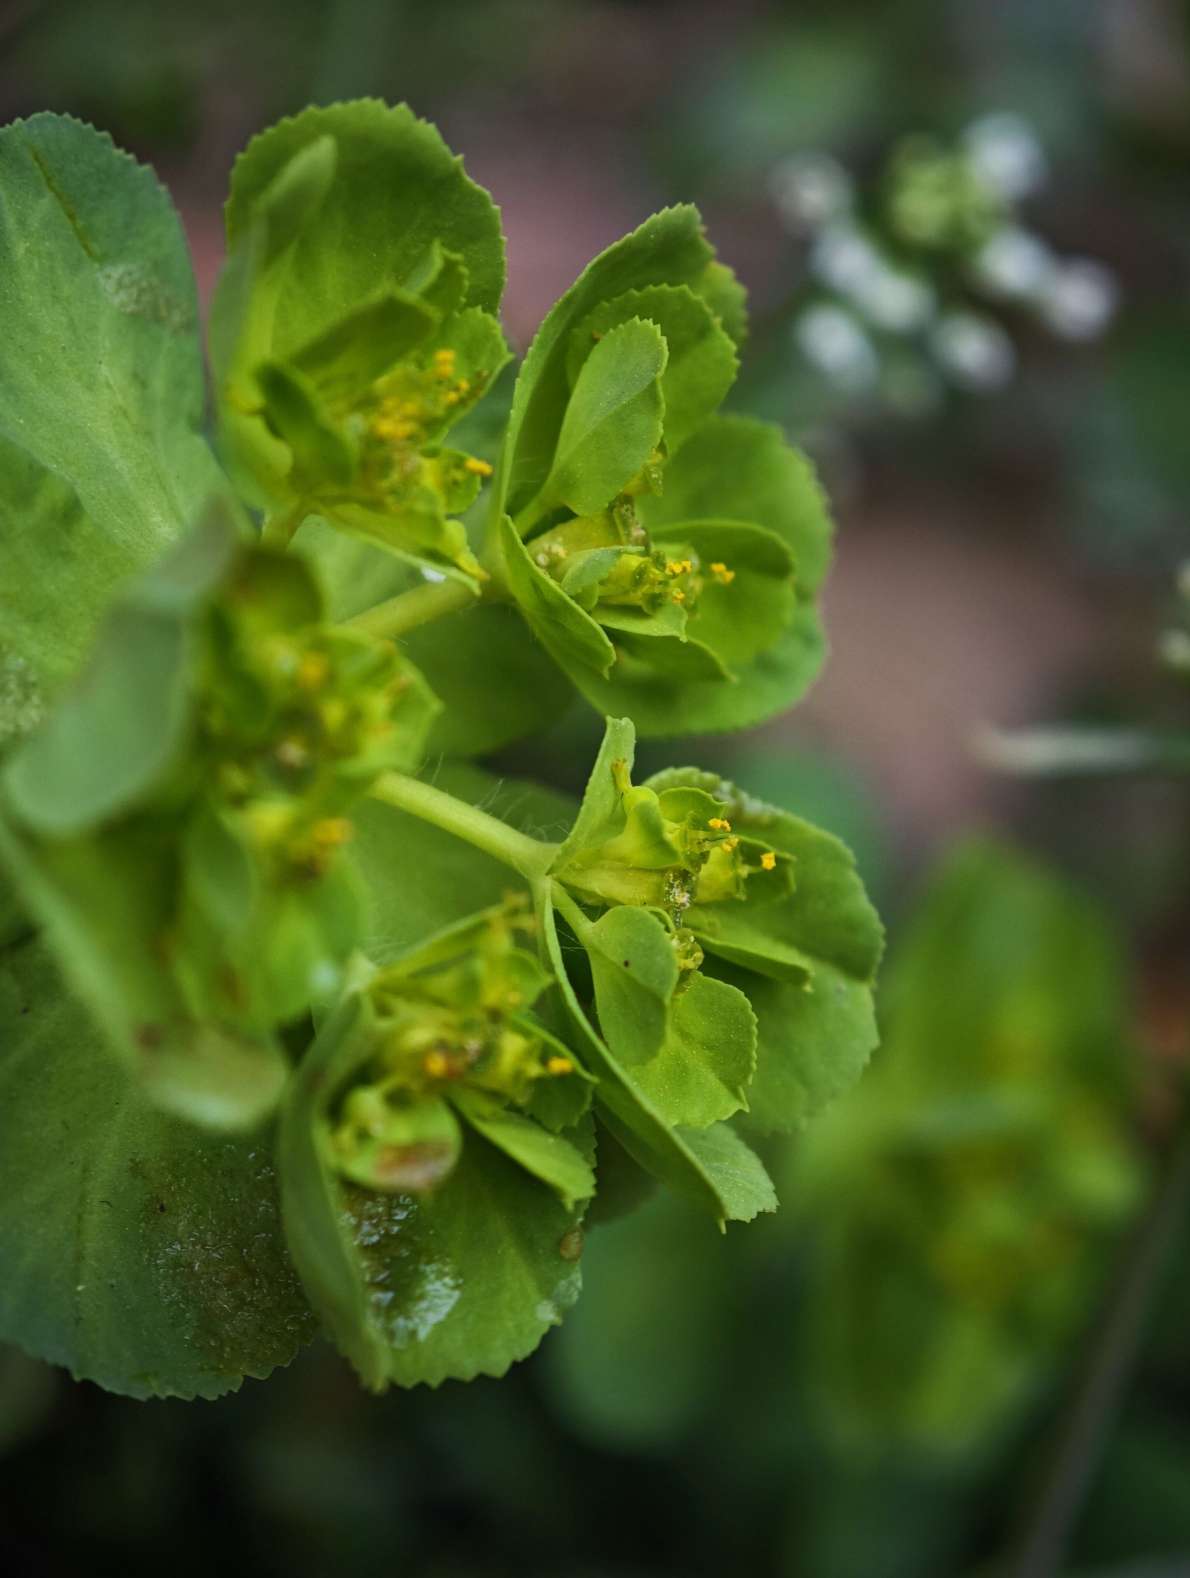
[369,771,557,880]
[550,882,594,941]
[259,501,308,549]
[346,576,479,641]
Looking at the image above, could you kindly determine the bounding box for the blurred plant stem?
[1006,1079,1190,1578]
[974,726,1190,777]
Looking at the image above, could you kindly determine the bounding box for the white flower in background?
[810,222,934,332]
[1039,258,1119,340]
[795,304,879,391]
[963,112,1047,201]
[770,152,854,231]
[931,310,1016,390]
[809,221,883,295]
[852,261,935,331]
[971,226,1056,299]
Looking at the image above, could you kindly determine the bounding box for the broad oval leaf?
[0,938,315,1400]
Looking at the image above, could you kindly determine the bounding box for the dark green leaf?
[0,938,314,1400]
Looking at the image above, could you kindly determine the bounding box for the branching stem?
[368,771,557,880]
[346,576,479,640]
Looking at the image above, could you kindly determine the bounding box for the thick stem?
[259,502,308,549]
[369,771,557,880]
[346,576,478,641]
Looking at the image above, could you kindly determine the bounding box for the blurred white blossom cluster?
[770,113,1119,414]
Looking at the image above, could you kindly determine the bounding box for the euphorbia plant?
[0,102,881,1398]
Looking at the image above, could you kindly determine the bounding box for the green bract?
[0,510,437,1129]
[0,101,883,1399]
[210,101,509,580]
[488,209,831,735]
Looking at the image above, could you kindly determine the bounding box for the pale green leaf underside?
[0,939,314,1400]
[0,114,234,730]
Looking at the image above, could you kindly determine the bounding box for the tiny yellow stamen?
[312,817,353,849]
[546,1056,573,1076]
[723,836,740,853]
[666,558,694,576]
[423,1050,451,1079]
[708,817,732,832]
[671,588,686,603]
[456,378,471,395]
[710,562,736,585]
[443,390,461,406]
[463,456,494,477]
[297,651,329,690]
[761,851,777,871]
[433,348,457,379]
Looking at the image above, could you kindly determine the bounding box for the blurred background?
[2,1,1189,1573]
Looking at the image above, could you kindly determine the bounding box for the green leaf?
[496,206,732,520]
[499,514,616,676]
[650,519,796,671]
[711,963,877,1134]
[566,285,738,452]
[582,904,679,1063]
[646,766,881,1133]
[538,896,772,1227]
[674,1122,776,1222]
[0,114,234,720]
[593,414,832,734]
[279,996,587,1389]
[553,715,638,869]
[0,817,291,1132]
[290,290,439,403]
[0,938,315,1400]
[632,971,757,1129]
[453,1089,596,1210]
[256,360,357,489]
[644,413,831,596]
[221,101,504,349]
[401,601,575,757]
[530,318,667,519]
[2,507,238,838]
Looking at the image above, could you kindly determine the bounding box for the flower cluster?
[773,112,1119,414]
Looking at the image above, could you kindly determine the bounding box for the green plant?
[0,102,880,1398]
